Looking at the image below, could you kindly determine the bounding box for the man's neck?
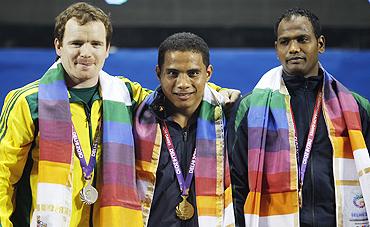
[65,76,99,89]
[164,99,199,128]
[172,113,192,128]
[283,69,319,78]
[168,108,197,129]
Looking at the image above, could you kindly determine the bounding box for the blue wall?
[1,48,370,108]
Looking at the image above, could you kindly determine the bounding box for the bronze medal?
[80,183,98,205]
[176,195,194,220]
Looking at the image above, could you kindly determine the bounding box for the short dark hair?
[54,2,112,47]
[157,32,210,69]
[274,8,322,39]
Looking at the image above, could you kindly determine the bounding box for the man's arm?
[0,90,35,226]
[119,77,241,111]
[227,98,250,227]
[208,82,241,105]
[208,82,241,119]
[118,77,153,110]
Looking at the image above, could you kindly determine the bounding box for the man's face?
[54,18,110,88]
[275,16,325,77]
[157,51,212,116]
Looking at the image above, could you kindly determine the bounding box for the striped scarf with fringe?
[237,65,370,226]
[134,85,235,227]
[31,60,143,226]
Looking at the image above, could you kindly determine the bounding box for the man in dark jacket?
[228,8,370,227]
[134,32,235,227]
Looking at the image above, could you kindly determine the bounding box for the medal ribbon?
[161,121,197,196]
[291,90,322,198]
[72,122,101,180]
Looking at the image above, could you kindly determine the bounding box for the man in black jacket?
[134,32,235,227]
[228,8,370,227]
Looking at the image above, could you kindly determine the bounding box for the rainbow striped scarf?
[134,85,235,227]
[31,61,143,226]
[237,65,370,226]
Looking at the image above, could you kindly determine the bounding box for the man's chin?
[173,103,191,110]
[76,70,98,78]
[173,103,195,112]
[283,66,306,77]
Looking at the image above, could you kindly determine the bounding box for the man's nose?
[80,43,92,58]
[288,40,300,54]
[176,73,191,89]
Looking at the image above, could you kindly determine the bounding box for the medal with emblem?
[72,123,101,205]
[80,181,99,205]
[161,122,198,220]
[176,195,195,220]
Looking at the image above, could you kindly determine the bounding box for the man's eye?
[298,37,309,43]
[92,42,103,47]
[167,71,178,77]
[279,40,288,45]
[71,42,82,47]
[188,71,200,77]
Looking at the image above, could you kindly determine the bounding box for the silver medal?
[80,183,98,205]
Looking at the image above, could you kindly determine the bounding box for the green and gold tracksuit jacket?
[0,77,150,227]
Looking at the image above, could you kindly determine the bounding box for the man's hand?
[220,89,241,105]
[219,89,241,119]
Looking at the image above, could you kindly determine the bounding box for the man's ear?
[105,43,111,59]
[318,35,325,54]
[206,65,213,82]
[54,38,62,57]
[155,65,161,81]
[274,40,279,60]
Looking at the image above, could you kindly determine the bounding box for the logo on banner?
[353,193,366,209]
[350,192,368,226]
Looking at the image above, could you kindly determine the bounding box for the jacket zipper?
[305,80,316,226]
[84,106,93,146]
[183,128,188,172]
[183,127,190,227]
[183,130,188,142]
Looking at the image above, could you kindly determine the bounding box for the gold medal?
[80,182,98,205]
[176,195,194,220]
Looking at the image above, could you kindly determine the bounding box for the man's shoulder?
[352,92,369,106]
[351,92,370,117]
[116,75,135,84]
[1,80,40,121]
[228,92,252,125]
[115,76,136,92]
[235,92,253,109]
[5,80,40,105]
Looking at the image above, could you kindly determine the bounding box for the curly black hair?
[157,32,210,69]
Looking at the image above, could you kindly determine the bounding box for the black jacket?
[227,72,370,227]
[147,97,199,227]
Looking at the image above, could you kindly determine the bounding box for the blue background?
[1,48,370,108]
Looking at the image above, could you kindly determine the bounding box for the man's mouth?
[287,56,305,63]
[75,59,94,67]
[174,92,195,100]
[76,61,94,67]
